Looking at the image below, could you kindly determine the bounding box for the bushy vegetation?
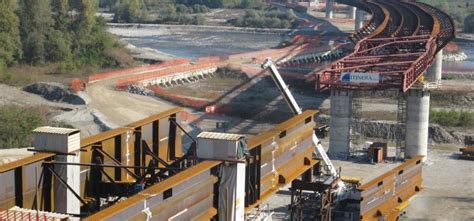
[113,0,148,23]
[0,105,46,149]
[0,0,126,83]
[430,109,474,127]
[177,0,264,9]
[229,8,298,29]
[158,5,207,25]
[105,0,266,25]
[176,4,210,14]
[102,0,264,10]
[111,1,210,25]
[420,0,473,31]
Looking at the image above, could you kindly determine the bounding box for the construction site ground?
[265,146,474,221]
[1,8,474,221]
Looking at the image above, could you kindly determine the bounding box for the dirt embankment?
[318,115,471,145]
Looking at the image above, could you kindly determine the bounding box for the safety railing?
[88,59,190,83]
[116,62,220,89]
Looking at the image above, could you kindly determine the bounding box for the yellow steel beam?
[247,110,317,149]
[126,107,183,128]
[0,153,55,173]
[359,155,424,221]
[358,156,423,190]
[80,127,132,148]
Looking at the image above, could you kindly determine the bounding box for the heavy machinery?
[261,59,426,221]
[262,58,343,187]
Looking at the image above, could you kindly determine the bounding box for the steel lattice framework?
[316,0,455,92]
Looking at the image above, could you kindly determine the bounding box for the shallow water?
[443,46,474,72]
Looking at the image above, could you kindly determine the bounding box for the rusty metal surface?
[358,156,424,220]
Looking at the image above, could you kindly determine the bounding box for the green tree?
[49,0,72,62]
[0,105,46,149]
[458,111,474,127]
[51,0,70,31]
[18,0,54,64]
[46,30,72,62]
[0,0,22,65]
[74,0,96,37]
[164,4,177,20]
[128,0,143,22]
[114,0,145,23]
[100,0,117,9]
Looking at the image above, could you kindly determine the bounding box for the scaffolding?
[349,90,363,158]
[396,91,407,160]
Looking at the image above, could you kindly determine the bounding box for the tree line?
[0,0,120,71]
[100,0,263,10]
[229,9,298,29]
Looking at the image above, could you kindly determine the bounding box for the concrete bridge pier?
[405,89,430,161]
[328,89,353,159]
[427,49,443,82]
[349,6,356,19]
[326,0,334,19]
[355,9,364,30]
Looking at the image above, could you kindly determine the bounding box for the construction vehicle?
[261,59,344,188]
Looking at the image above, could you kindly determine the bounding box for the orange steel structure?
[1,0,452,219]
[316,0,455,92]
[0,108,425,220]
[0,109,321,219]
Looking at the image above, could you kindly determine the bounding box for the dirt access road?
[85,71,180,127]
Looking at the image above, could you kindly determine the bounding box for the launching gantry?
[0,107,423,220]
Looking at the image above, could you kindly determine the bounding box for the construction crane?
[261,59,341,186]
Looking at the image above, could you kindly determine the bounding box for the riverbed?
[443,46,474,72]
[108,24,285,59]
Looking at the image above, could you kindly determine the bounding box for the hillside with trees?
[0,0,131,85]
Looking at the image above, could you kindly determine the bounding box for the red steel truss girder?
[342,52,424,61]
[331,61,414,72]
[316,0,455,92]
